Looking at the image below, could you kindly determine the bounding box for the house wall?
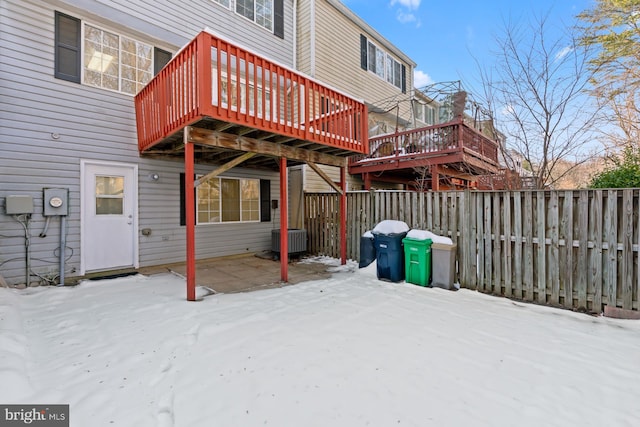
[295,0,414,193]
[298,0,415,127]
[0,0,293,286]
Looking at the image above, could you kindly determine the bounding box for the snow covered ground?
[1,258,640,427]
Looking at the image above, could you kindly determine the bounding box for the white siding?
[0,0,293,285]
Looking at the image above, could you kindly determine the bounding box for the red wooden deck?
[134,31,368,161]
[134,31,363,300]
[349,119,500,189]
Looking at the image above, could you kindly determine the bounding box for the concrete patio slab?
[138,252,333,294]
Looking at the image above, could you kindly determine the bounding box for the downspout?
[293,0,297,69]
[310,0,316,77]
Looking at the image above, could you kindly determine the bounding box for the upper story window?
[414,102,436,126]
[360,35,406,93]
[54,11,172,95]
[211,0,282,36]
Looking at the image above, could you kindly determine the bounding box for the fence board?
[484,194,493,293]
[549,191,560,306]
[623,189,633,309]
[536,192,546,304]
[469,192,478,290]
[561,191,573,308]
[492,193,501,293]
[477,193,485,291]
[606,190,618,307]
[513,192,523,299]
[577,191,588,309]
[504,192,513,297]
[524,191,534,301]
[591,190,603,312]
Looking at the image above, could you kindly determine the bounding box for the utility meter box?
[43,188,69,216]
[5,195,34,215]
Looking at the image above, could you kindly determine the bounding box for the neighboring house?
[288,0,416,226]
[1,0,366,287]
[412,90,441,129]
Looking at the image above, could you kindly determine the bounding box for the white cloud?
[414,70,433,88]
[500,104,515,118]
[555,46,573,61]
[396,10,417,24]
[390,0,421,10]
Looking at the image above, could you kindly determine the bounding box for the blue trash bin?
[373,232,407,282]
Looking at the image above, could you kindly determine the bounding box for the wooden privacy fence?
[304,189,640,314]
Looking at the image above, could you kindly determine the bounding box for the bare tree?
[479,13,603,189]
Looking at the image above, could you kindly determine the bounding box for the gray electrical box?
[5,195,34,215]
[43,188,69,216]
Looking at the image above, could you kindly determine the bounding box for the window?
[211,0,283,38]
[414,103,424,122]
[54,12,172,95]
[360,36,406,92]
[95,175,124,215]
[55,12,81,83]
[236,0,273,31]
[197,177,260,224]
[414,103,437,126]
[84,24,154,95]
[425,106,435,125]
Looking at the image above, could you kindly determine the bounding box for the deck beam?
[187,127,348,168]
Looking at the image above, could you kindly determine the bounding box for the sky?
[341,0,595,93]
[2,257,640,426]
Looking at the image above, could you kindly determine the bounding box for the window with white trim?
[210,0,283,37]
[54,12,171,95]
[414,103,437,126]
[236,0,274,31]
[83,24,155,95]
[197,177,260,224]
[366,40,403,90]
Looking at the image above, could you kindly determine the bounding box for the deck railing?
[135,31,368,154]
[349,119,498,165]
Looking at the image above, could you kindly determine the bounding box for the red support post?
[363,173,371,190]
[431,165,440,192]
[279,157,288,282]
[340,165,347,265]
[185,128,196,301]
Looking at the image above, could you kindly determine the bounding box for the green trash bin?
[402,237,432,286]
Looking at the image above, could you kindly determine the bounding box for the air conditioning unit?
[271,229,307,255]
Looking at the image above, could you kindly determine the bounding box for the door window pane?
[95,175,124,215]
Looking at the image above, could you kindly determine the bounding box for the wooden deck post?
[340,165,347,265]
[185,127,196,301]
[363,173,372,190]
[280,157,288,282]
[432,165,440,192]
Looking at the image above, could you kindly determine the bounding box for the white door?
[82,161,137,273]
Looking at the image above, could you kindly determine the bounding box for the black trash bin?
[373,231,407,282]
[359,231,376,268]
